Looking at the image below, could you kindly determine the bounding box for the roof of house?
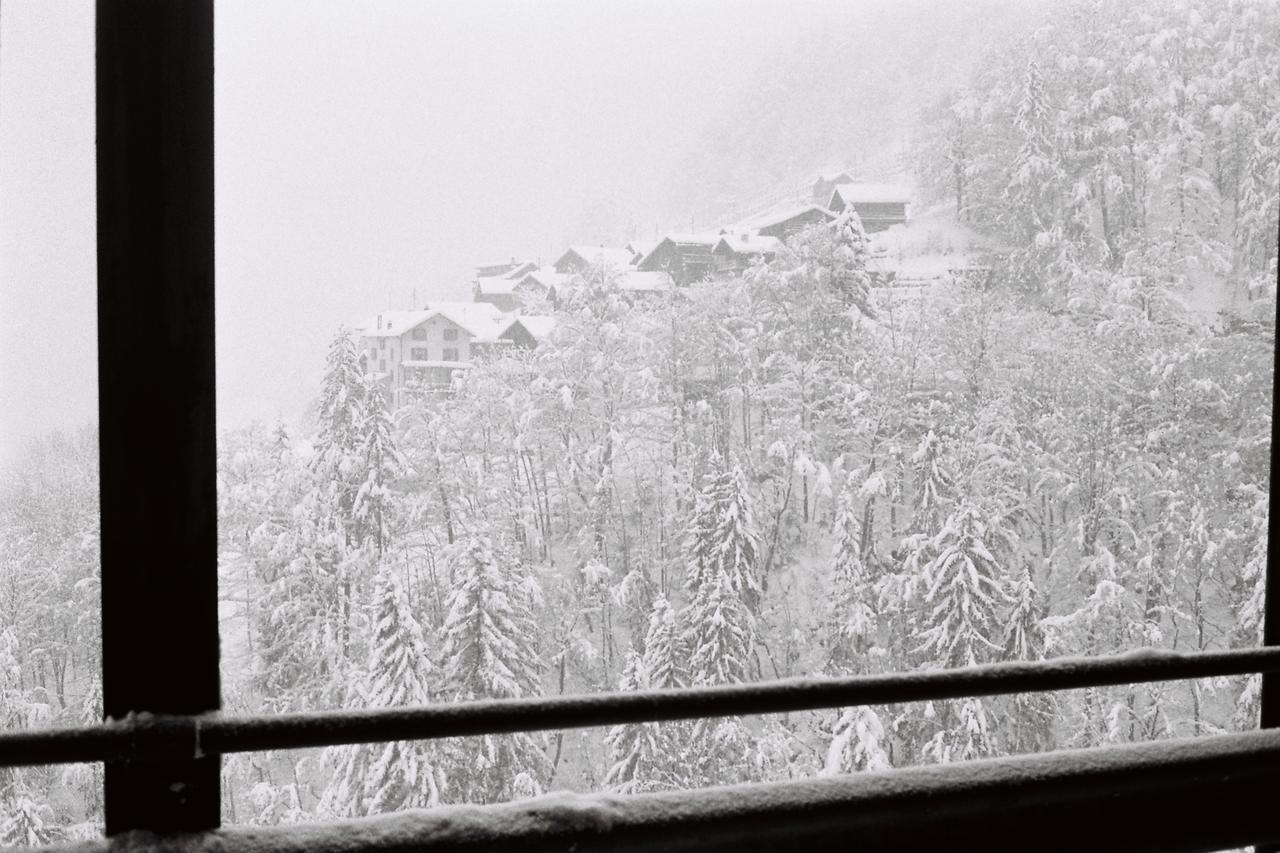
[742,204,836,231]
[475,275,517,296]
[556,245,636,270]
[500,315,558,341]
[713,233,784,256]
[829,182,912,206]
[358,302,511,341]
[636,234,720,270]
[517,268,573,290]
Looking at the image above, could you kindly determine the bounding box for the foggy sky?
[2,0,871,465]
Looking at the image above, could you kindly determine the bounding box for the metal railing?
[2,647,1277,768]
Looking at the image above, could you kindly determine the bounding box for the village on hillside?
[357,174,995,406]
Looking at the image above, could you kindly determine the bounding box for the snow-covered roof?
[713,233,784,256]
[503,260,539,279]
[556,245,635,270]
[830,182,912,205]
[815,170,855,183]
[500,315,558,341]
[475,275,517,295]
[741,204,835,231]
[357,302,511,341]
[636,234,720,271]
[517,268,572,290]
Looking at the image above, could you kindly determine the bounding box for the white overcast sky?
[1,0,862,464]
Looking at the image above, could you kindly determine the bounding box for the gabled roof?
[742,204,836,232]
[500,315,558,342]
[829,182,912,206]
[636,234,719,270]
[475,259,532,278]
[503,260,540,279]
[358,302,510,341]
[475,275,517,296]
[713,233,784,256]
[516,267,572,291]
[555,245,635,270]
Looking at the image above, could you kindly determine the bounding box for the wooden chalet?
[635,234,719,285]
[826,183,911,232]
[712,232,783,274]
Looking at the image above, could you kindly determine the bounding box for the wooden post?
[96,0,220,833]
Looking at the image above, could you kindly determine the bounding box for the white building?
[357,302,556,404]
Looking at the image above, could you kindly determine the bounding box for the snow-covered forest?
[0,0,1277,840]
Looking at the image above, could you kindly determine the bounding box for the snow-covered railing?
[53,730,1280,853]
[3,647,1278,768]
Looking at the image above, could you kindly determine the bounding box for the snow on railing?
[48,730,1280,853]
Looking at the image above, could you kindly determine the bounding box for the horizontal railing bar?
[59,730,1280,852]
[0,646,1276,767]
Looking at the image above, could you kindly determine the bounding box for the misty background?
[1,0,1027,465]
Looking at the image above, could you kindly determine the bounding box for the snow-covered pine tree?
[320,570,441,817]
[1003,562,1054,753]
[0,792,60,847]
[823,705,892,776]
[352,379,406,557]
[910,430,954,530]
[602,650,664,793]
[828,475,877,673]
[642,595,686,690]
[604,596,690,792]
[313,327,369,530]
[439,536,550,803]
[831,205,876,318]
[685,462,762,613]
[917,503,1013,668]
[913,503,1014,763]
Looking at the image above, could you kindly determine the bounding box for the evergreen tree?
[440,536,550,803]
[320,571,441,817]
[685,463,762,613]
[353,380,406,557]
[830,205,876,318]
[313,327,369,529]
[828,476,877,673]
[823,705,892,775]
[916,503,1012,668]
[602,651,665,793]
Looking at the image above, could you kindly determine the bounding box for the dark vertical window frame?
[1260,253,1280,853]
[96,0,220,834]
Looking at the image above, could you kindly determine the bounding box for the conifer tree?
[440,536,550,803]
[831,205,876,318]
[828,476,876,673]
[604,597,690,793]
[917,503,1012,668]
[320,571,441,817]
[823,705,892,775]
[603,650,664,793]
[313,328,369,529]
[353,380,406,557]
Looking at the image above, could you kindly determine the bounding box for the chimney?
[377,313,383,330]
